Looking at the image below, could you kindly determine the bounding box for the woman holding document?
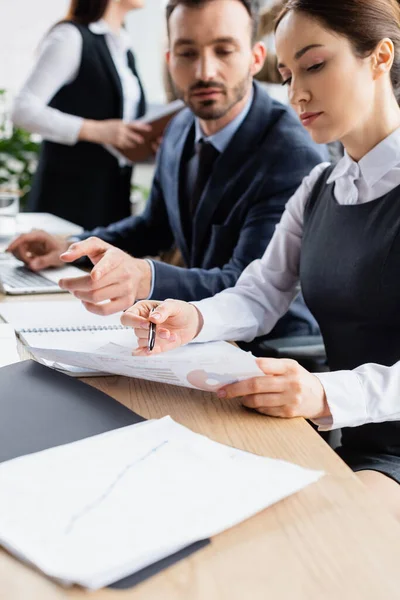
[12,0,148,230]
[122,0,400,521]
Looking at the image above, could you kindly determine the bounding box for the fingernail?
[217,390,226,398]
[58,279,65,288]
[93,270,101,281]
[159,331,169,339]
[152,313,161,320]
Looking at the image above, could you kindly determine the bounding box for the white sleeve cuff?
[312,370,368,431]
[37,110,83,145]
[104,144,132,166]
[55,113,83,145]
[190,299,225,343]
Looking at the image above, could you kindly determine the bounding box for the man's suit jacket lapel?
[166,118,195,265]
[191,84,273,261]
[97,36,124,118]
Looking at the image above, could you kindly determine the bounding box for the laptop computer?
[0,256,84,295]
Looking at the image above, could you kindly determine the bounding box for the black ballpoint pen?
[147,309,156,352]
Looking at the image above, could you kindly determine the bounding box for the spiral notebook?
[0,300,138,375]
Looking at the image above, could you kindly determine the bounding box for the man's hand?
[217,358,330,421]
[7,230,69,270]
[59,237,152,315]
[121,299,203,355]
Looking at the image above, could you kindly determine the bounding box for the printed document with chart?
[0,416,323,589]
[29,340,264,391]
[0,299,263,388]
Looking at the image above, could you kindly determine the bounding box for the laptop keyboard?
[0,265,56,289]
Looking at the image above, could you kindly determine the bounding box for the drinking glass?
[0,190,19,247]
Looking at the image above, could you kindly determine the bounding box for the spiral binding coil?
[20,325,127,333]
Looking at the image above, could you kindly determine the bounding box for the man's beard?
[173,71,251,120]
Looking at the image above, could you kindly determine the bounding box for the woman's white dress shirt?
[11,20,141,165]
[194,127,400,431]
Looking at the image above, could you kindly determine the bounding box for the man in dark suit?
[8,0,326,337]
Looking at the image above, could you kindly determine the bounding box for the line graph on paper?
[64,440,168,535]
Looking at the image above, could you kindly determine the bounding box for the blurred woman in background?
[12,0,148,229]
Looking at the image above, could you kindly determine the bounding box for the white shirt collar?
[327,126,400,188]
[89,19,131,49]
[194,88,254,154]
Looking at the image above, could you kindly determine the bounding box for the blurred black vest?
[40,21,146,170]
[28,21,147,228]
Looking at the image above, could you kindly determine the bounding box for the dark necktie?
[191,140,219,214]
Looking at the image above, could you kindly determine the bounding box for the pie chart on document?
[186,369,239,392]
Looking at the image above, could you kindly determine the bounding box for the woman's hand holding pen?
[122,299,330,422]
[217,358,331,421]
[79,119,151,150]
[121,299,203,355]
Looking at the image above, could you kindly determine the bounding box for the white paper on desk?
[0,416,323,589]
[0,324,19,367]
[23,329,138,352]
[16,213,83,237]
[29,341,263,391]
[30,330,138,377]
[0,300,138,375]
[0,300,125,332]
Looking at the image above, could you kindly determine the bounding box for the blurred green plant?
[0,89,40,207]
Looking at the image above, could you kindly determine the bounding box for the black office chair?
[239,334,328,372]
[252,334,328,372]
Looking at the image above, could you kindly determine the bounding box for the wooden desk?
[2,293,400,600]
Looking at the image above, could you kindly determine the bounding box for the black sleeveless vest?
[300,166,400,454]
